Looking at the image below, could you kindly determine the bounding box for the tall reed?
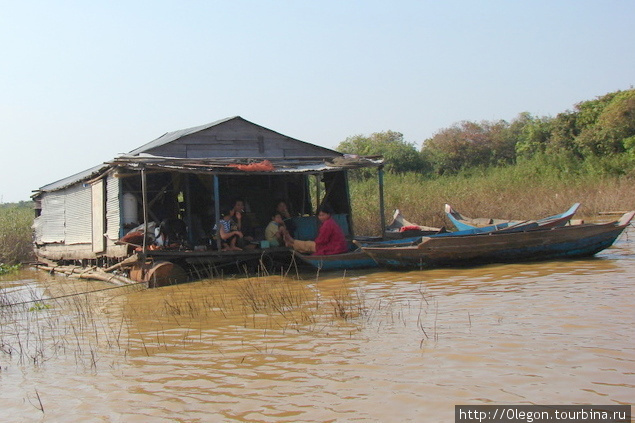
[350,166,635,235]
[0,206,34,265]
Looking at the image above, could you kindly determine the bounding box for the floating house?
[32,117,384,284]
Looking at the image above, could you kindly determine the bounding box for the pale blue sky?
[1,1,633,202]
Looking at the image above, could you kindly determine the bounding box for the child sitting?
[264,211,287,247]
[214,208,244,251]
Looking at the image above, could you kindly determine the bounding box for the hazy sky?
[1,1,633,202]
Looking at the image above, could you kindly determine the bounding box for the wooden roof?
[127,116,340,159]
[34,117,383,195]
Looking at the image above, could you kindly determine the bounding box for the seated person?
[275,199,296,237]
[214,208,244,251]
[284,205,348,255]
[264,211,286,247]
[231,198,255,242]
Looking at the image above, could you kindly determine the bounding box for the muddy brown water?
[1,229,634,422]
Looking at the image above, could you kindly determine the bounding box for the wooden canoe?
[358,211,634,269]
[445,203,581,232]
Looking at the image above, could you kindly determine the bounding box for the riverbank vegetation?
[341,88,635,234]
[0,203,34,266]
[349,164,635,235]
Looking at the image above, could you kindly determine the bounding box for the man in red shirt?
[284,205,348,255]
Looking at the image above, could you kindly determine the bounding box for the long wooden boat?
[292,249,377,270]
[384,209,445,239]
[358,211,634,269]
[445,203,581,231]
[369,218,554,250]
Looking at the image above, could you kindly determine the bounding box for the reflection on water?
[1,231,634,422]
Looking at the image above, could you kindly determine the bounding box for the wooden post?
[213,174,221,251]
[343,169,355,236]
[185,173,194,246]
[301,175,308,215]
[141,166,149,253]
[315,173,321,212]
[378,166,386,237]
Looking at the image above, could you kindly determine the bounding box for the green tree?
[574,89,635,156]
[547,111,580,155]
[513,112,553,159]
[575,90,620,129]
[421,120,515,175]
[336,130,425,174]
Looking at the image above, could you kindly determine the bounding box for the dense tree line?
[337,88,635,176]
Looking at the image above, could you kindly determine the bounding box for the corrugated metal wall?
[106,174,121,240]
[63,184,93,244]
[37,192,66,243]
[34,183,102,246]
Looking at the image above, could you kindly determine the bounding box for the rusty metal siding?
[105,174,121,240]
[65,184,92,245]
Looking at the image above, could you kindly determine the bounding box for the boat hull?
[293,250,377,270]
[361,212,633,269]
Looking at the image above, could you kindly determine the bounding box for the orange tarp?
[227,160,275,171]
